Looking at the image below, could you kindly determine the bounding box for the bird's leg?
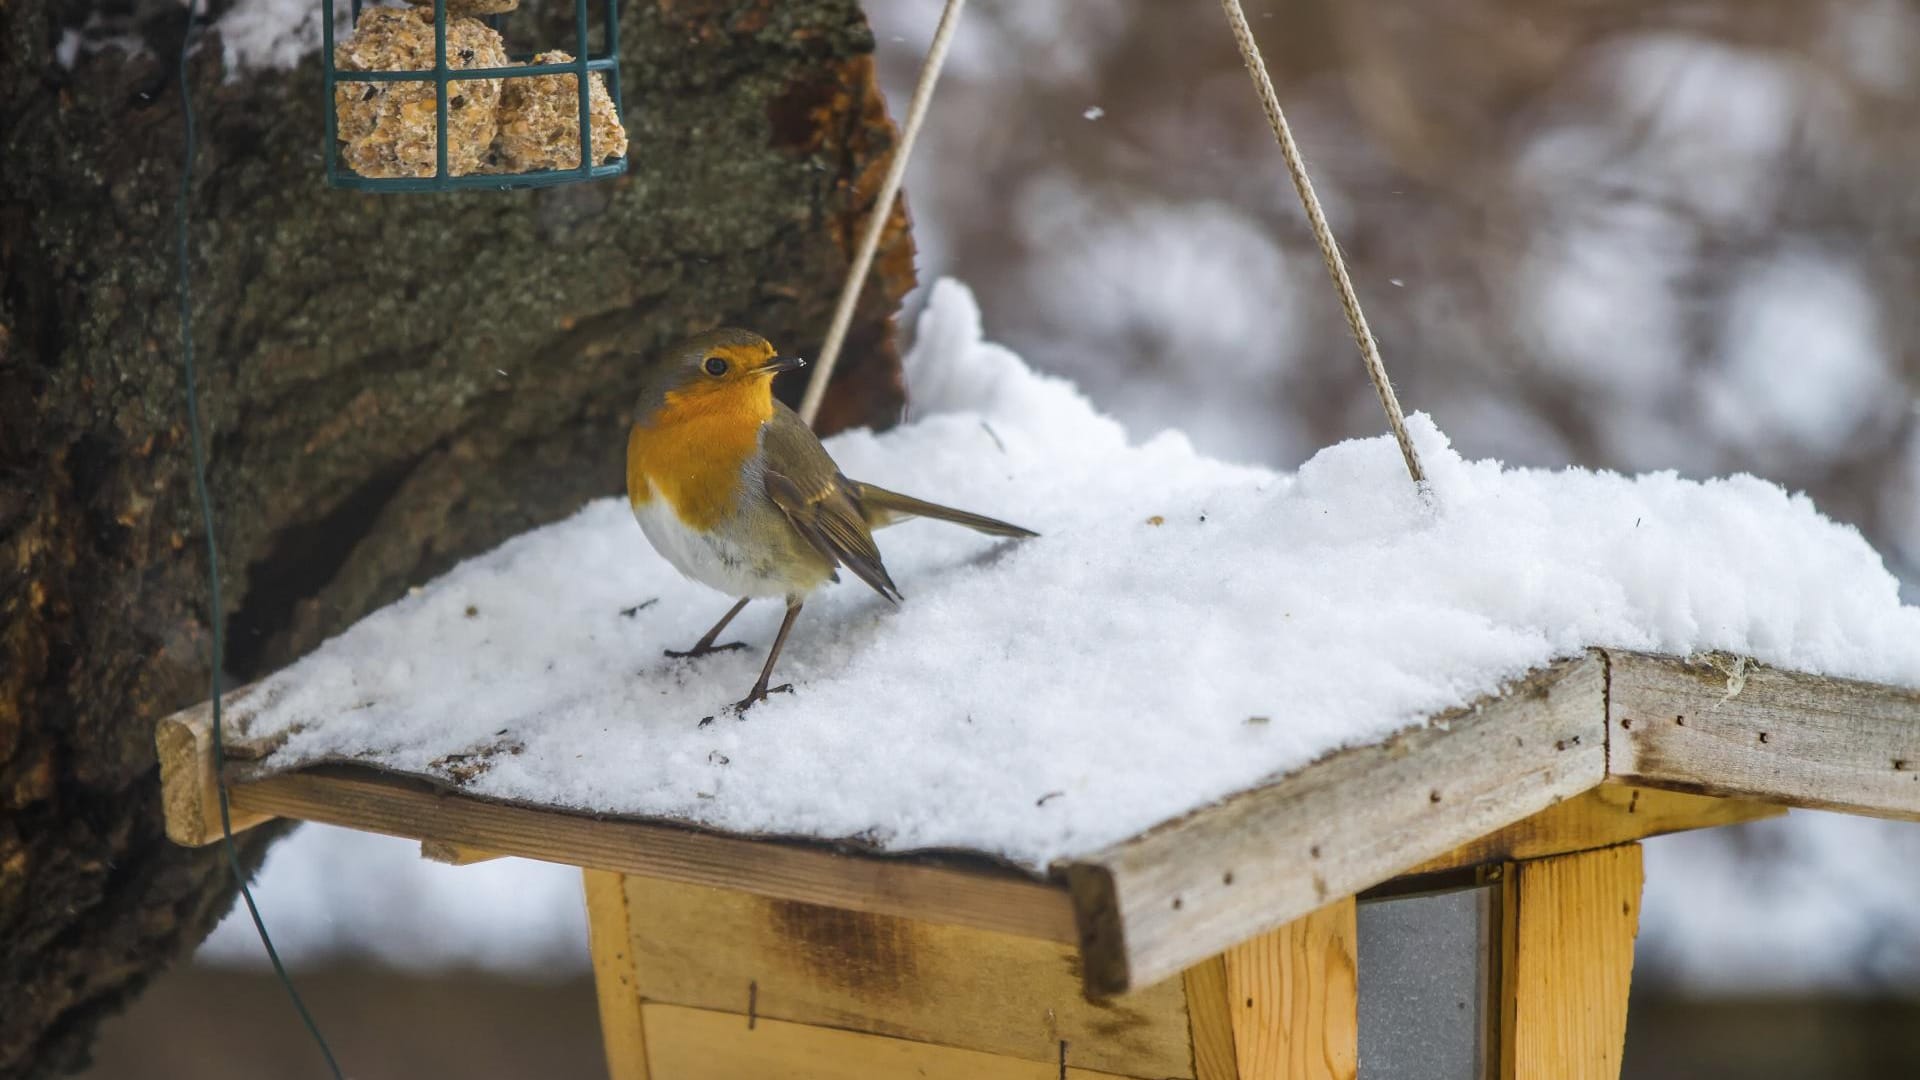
[731,599,804,713]
[665,597,752,659]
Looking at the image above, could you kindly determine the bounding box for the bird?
[626,328,1038,713]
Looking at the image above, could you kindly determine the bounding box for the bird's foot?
[729,683,794,715]
[665,640,750,660]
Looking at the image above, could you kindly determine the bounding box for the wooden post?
[1182,898,1360,1080]
[1067,655,1606,996]
[1502,844,1644,1080]
[584,870,650,1080]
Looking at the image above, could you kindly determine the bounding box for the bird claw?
[729,683,794,715]
[665,641,750,660]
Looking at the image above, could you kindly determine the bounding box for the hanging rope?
[175,9,345,1077]
[796,0,967,427]
[1218,0,1426,486]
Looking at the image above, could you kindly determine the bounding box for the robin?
[626,328,1038,713]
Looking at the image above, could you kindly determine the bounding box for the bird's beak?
[756,354,806,376]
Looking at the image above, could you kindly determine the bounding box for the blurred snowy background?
[87,1,1920,1077]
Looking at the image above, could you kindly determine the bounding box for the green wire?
[176,13,346,1078]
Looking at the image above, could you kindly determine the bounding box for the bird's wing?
[762,405,902,603]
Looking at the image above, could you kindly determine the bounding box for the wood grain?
[1064,655,1608,995]
[154,645,1920,1009]
[619,875,1194,1077]
[418,840,505,866]
[584,869,650,1080]
[227,770,1079,944]
[1402,784,1781,876]
[154,696,276,846]
[639,1003,1144,1080]
[1508,844,1643,1080]
[1607,651,1920,819]
[1495,866,1520,1080]
[1182,957,1240,1080]
[1224,900,1358,1080]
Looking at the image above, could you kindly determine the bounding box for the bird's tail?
[856,483,1039,539]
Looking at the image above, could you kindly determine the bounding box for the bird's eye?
[703,356,729,377]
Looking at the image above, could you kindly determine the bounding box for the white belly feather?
[631,497,792,599]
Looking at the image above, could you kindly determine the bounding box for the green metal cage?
[322,0,627,192]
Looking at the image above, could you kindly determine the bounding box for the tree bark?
[0,0,914,1074]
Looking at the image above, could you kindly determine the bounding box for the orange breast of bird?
[626,384,773,532]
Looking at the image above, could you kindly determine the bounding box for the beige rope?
[797,0,968,427]
[1218,0,1426,485]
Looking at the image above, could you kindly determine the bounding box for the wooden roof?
[157,647,1920,995]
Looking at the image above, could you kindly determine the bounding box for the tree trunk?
[0,0,914,1073]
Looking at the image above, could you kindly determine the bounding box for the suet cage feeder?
[322,0,628,191]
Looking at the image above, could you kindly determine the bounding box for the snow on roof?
[236,279,1920,871]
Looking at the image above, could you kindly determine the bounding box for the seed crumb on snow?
[236,278,1920,871]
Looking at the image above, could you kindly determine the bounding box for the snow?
[215,0,341,74]
[1895,431,1920,595]
[226,278,1920,873]
[198,824,588,975]
[1641,809,1920,993]
[1705,252,1896,466]
[1006,184,1306,464]
[1604,36,1805,227]
[53,0,344,73]
[1827,0,1920,95]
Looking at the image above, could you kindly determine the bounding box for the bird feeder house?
[322,0,627,190]
[165,6,1920,1075]
[158,648,1920,1079]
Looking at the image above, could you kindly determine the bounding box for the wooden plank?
[1494,866,1520,1080]
[1508,844,1643,1080]
[1402,784,1782,876]
[640,1003,1144,1080]
[620,875,1194,1078]
[227,769,1079,944]
[418,840,506,865]
[154,697,276,846]
[584,870,649,1080]
[1607,650,1920,819]
[1182,957,1239,1080]
[1063,655,1608,996]
[1223,899,1358,1080]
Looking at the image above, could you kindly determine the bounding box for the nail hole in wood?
[1222,870,1234,885]
[1171,897,1183,910]
[1758,732,1770,744]
[1620,718,1632,730]
[1675,715,1686,726]
[1429,789,1442,803]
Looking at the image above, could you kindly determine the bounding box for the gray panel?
[1357,885,1494,1080]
